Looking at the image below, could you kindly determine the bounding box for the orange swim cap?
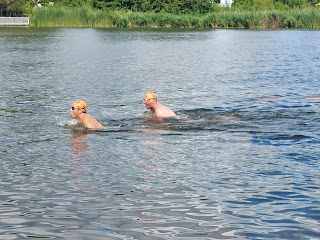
[72,100,87,112]
[144,92,157,103]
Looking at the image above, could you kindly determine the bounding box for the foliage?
[233,0,311,9]
[4,0,320,26]
[88,0,218,14]
[30,6,320,29]
[50,0,316,11]
[0,0,33,16]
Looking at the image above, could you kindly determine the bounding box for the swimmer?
[70,100,103,129]
[143,92,176,118]
[259,97,320,101]
[259,97,284,101]
[304,97,320,100]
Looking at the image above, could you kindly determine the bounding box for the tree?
[0,0,32,16]
[233,0,254,9]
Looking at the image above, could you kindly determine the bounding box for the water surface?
[0,27,319,239]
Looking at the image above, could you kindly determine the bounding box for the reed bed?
[30,6,320,29]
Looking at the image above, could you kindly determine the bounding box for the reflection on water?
[0,27,319,239]
[70,130,89,159]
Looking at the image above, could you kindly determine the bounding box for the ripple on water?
[0,28,320,240]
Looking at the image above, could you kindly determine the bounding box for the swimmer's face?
[143,98,154,109]
[70,106,80,119]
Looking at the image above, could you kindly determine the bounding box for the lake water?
[0,27,319,239]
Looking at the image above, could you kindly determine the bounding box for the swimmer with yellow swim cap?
[143,92,176,118]
[70,100,103,129]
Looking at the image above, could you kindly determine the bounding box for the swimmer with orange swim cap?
[70,100,103,129]
[143,92,176,118]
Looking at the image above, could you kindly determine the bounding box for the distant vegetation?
[3,0,320,28]
[29,6,320,28]
[7,0,320,15]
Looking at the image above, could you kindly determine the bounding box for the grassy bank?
[30,6,320,29]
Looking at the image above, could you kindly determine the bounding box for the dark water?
[0,27,319,239]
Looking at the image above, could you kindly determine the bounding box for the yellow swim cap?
[144,92,157,103]
[72,100,87,112]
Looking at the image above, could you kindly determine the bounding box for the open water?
[0,27,319,239]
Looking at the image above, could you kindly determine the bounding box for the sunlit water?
[0,27,319,239]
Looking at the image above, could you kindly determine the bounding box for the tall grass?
[30,6,320,29]
[30,6,112,27]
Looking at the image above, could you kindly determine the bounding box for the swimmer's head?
[72,100,87,113]
[144,92,157,103]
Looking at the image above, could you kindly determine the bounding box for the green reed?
[30,6,111,27]
[30,6,320,29]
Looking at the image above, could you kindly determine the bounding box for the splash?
[57,118,80,128]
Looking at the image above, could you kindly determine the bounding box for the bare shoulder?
[155,104,176,118]
[83,114,103,129]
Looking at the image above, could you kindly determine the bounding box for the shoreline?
[29,7,320,29]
